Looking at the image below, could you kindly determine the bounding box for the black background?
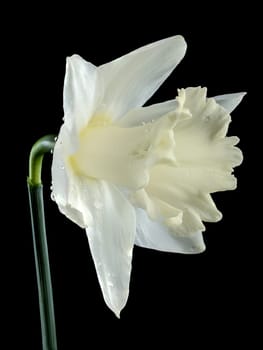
[6,4,257,349]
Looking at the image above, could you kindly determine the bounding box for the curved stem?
[27,135,58,350]
[28,134,56,186]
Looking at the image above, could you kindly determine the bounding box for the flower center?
[68,112,178,190]
[68,114,153,189]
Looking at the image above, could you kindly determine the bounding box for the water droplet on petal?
[51,192,55,201]
[141,121,146,126]
[50,185,53,191]
[107,281,114,288]
[62,116,65,121]
[60,165,65,170]
[54,136,58,141]
[127,248,133,257]
[94,200,103,209]
[50,149,53,154]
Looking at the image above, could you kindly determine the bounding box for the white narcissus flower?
[51,36,245,317]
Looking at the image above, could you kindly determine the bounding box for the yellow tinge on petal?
[87,114,112,128]
[68,111,181,190]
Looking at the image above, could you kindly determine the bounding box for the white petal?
[98,35,187,119]
[63,55,102,131]
[214,92,246,113]
[135,208,205,254]
[118,100,179,127]
[51,124,93,228]
[86,182,136,317]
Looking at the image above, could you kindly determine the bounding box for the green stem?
[27,135,57,350]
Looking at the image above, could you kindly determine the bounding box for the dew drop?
[50,149,53,154]
[51,192,55,201]
[127,248,133,257]
[94,200,103,209]
[50,185,53,191]
[62,116,65,121]
[60,165,65,170]
[54,136,58,141]
[107,281,114,288]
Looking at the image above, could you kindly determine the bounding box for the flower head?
[51,36,244,317]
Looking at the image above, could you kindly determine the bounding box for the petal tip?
[114,310,121,319]
[172,35,187,55]
[213,211,223,222]
[190,243,206,254]
[173,34,187,47]
[214,91,247,113]
[66,54,85,67]
[109,301,124,319]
